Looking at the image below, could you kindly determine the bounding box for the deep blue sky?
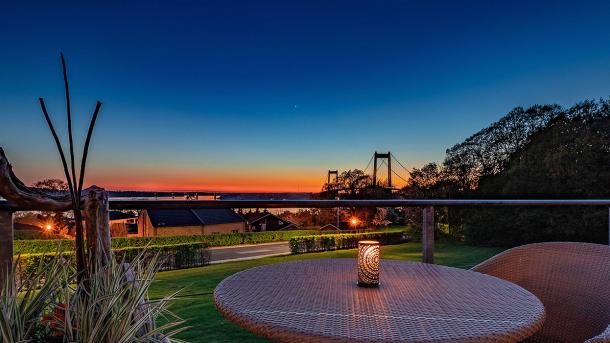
[1,0,610,191]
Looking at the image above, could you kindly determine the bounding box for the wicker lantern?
[357,240,380,287]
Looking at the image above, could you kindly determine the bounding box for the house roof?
[109,211,137,221]
[242,212,272,223]
[320,224,339,231]
[242,211,300,230]
[191,209,244,225]
[279,222,299,230]
[147,208,244,227]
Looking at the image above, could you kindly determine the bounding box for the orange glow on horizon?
[20,163,408,193]
[80,172,325,193]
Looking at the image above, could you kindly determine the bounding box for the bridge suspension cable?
[363,154,374,173]
[391,168,409,183]
[391,153,411,175]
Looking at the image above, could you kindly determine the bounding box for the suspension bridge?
[324,151,410,192]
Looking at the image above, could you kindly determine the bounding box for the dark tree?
[400,98,610,245]
[467,102,610,245]
[443,105,562,190]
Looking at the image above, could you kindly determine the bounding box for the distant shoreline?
[107,191,315,200]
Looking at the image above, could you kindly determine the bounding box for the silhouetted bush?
[289,231,407,253]
[17,242,210,277]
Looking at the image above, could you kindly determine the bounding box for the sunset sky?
[2,1,610,192]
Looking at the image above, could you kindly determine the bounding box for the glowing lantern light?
[357,240,380,287]
[45,224,53,231]
[350,217,359,226]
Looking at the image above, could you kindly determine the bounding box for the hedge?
[113,243,210,271]
[14,230,319,255]
[16,242,211,277]
[289,231,408,254]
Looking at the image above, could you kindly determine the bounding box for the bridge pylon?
[327,170,338,189]
[372,151,392,188]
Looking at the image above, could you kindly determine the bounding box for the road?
[208,241,291,264]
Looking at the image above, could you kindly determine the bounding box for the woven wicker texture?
[215,259,544,342]
[586,325,610,343]
[472,242,610,343]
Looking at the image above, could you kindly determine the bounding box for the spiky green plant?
[1,250,188,343]
[0,252,71,343]
[60,250,188,343]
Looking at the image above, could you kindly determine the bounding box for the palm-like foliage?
[0,251,187,343]
[0,253,70,342]
[62,252,187,343]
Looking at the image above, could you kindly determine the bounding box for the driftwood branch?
[61,53,79,209]
[39,93,88,279]
[77,101,102,198]
[0,147,74,210]
[84,188,111,268]
[38,98,77,208]
[0,147,112,266]
[0,148,103,211]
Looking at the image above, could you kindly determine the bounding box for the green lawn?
[149,242,504,343]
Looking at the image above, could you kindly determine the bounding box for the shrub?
[18,242,210,277]
[114,242,210,270]
[3,247,187,342]
[14,229,319,255]
[289,231,408,254]
[14,240,73,255]
[1,250,71,342]
[62,252,186,342]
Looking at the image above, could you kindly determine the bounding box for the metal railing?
[1,198,609,266]
[3,198,610,211]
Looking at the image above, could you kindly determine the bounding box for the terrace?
[3,2,610,342]
[1,198,610,342]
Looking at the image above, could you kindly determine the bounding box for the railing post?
[0,210,13,283]
[422,206,434,264]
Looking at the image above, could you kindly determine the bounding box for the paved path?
[209,241,291,264]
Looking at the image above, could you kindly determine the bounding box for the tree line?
[403,98,610,245]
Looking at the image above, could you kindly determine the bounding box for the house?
[319,223,340,231]
[319,221,355,231]
[242,211,300,232]
[82,211,138,238]
[109,211,138,237]
[137,208,245,236]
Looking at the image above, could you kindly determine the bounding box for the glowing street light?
[350,217,359,226]
[45,224,53,231]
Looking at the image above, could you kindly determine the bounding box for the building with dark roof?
[138,208,245,236]
[241,211,300,232]
[109,211,138,221]
[319,221,355,231]
[319,223,340,231]
[109,211,139,237]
